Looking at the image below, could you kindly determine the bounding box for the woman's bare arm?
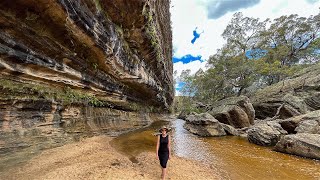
[168,135,171,159]
[156,135,160,157]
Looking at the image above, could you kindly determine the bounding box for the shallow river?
[112,119,320,180]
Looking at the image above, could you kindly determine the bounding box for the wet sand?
[0,135,220,180]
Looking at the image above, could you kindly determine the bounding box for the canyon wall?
[0,0,173,109]
[0,0,173,155]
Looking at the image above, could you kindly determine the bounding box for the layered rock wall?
[0,0,172,155]
[0,0,173,110]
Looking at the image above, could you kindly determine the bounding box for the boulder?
[295,120,320,134]
[247,121,287,146]
[220,123,239,136]
[279,120,297,134]
[209,96,255,128]
[177,110,189,120]
[184,113,226,137]
[279,110,320,133]
[266,121,288,135]
[238,127,249,138]
[274,133,320,160]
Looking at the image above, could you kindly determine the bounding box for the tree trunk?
[237,86,244,96]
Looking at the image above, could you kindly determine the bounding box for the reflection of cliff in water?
[111,120,170,163]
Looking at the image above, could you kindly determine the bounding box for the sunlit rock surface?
[208,96,255,128]
[184,113,227,137]
[274,133,320,160]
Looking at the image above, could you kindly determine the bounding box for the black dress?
[158,135,169,168]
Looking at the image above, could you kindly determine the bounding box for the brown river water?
[112,119,320,180]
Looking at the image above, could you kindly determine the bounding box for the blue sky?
[171,0,320,95]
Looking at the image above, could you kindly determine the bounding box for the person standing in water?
[156,126,171,180]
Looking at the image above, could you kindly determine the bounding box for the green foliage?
[142,2,162,62]
[94,0,102,11]
[178,11,320,104]
[92,62,98,70]
[173,96,206,115]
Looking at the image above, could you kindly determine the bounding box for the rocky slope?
[0,0,172,154]
[251,63,320,120]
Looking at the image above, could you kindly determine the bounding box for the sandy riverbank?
[1,136,220,180]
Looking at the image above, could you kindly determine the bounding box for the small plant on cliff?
[92,62,98,70]
[142,2,162,63]
[25,11,39,21]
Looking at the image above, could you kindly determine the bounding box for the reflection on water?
[171,119,213,163]
[114,119,320,180]
[111,120,169,163]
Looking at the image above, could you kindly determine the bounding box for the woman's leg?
[162,168,166,180]
[159,153,168,179]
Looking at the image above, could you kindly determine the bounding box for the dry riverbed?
[1,136,220,180]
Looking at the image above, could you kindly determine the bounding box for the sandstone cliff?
[0,0,173,110]
[0,0,173,155]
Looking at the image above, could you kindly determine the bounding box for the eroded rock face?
[0,0,172,154]
[279,110,320,134]
[252,63,320,119]
[0,0,173,110]
[0,99,151,154]
[295,120,320,134]
[247,121,287,146]
[220,123,239,136]
[208,96,255,128]
[274,133,320,160]
[184,113,226,137]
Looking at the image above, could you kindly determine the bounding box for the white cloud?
[206,0,261,19]
[175,89,182,96]
[173,60,207,79]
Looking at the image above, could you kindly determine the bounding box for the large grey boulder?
[274,133,320,160]
[247,121,287,146]
[177,110,190,120]
[184,113,226,137]
[208,96,255,128]
[267,121,288,134]
[295,120,320,134]
[220,123,239,136]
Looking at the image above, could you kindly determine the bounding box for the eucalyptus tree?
[208,12,269,96]
[258,12,320,83]
[178,11,320,106]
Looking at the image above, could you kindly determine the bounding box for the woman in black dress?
[156,126,171,180]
